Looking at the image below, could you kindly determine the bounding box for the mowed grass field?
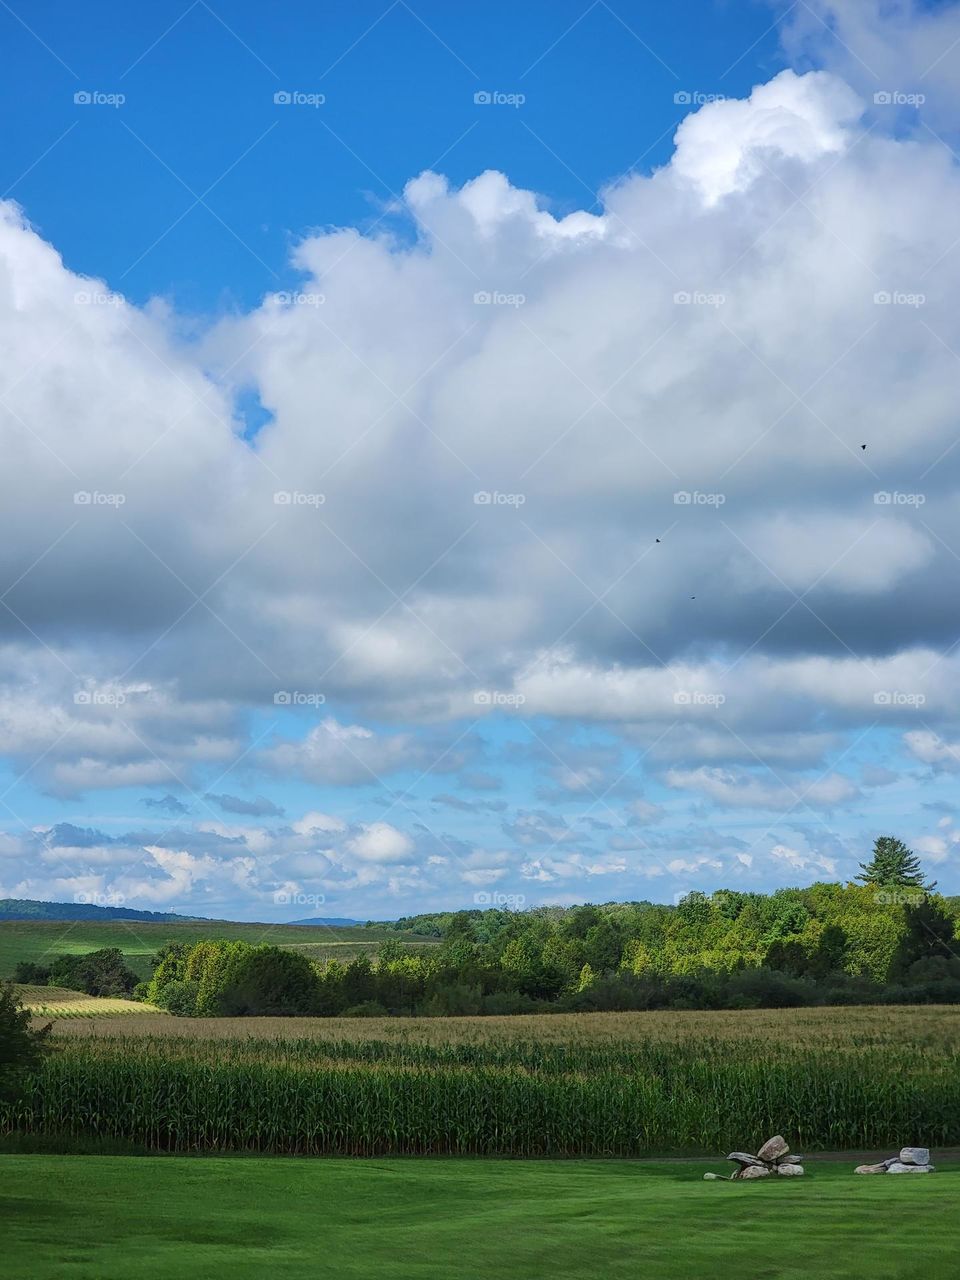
[4,1155,959,1280]
[0,917,419,980]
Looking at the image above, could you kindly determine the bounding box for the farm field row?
[14,985,165,1018]
[4,1155,958,1280]
[7,1005,960,1158]
[42,1002,960,1049]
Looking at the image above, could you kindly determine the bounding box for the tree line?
[15,838,960,1017]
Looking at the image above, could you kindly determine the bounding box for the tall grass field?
[7,1006,959,1157]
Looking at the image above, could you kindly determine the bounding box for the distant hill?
[0,898,204,924]
[0,913,401,980]
[288,916,362,927]
[0,899,365,929]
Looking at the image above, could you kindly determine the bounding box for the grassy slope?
[3,1156,958,1280]
[0,918,408,980]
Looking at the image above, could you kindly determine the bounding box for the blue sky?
[2,0,960,921]
[1,1,784,310]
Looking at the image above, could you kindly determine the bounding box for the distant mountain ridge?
[0,898,365,927]
[0,898,206,923]
[288,916,363,927]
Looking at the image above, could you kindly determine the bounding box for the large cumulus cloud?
[3,49,960,912]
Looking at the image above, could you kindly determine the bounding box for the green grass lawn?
[3,1156,957,1279]
[0,918,409,980]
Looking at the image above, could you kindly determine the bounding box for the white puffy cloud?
[667,856,723,876]
[770,842,837,877]
[4,66,958,754]
[520,852,628,883]
[1,40,960,907]
[904,729,960,772]
[672,70,863,205]
[780,1,960,130]
[263,718,452,786]
[345,822,415,864]
[292,811,347,837]
[460,866,507,886]
[665,767,859,811]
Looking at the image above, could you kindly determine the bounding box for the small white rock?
[886,1161,935,1174]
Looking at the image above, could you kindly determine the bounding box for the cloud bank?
[3,29,960,915]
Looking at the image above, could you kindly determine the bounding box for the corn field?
[15,986,164,1020]
[5,1008,960,1156]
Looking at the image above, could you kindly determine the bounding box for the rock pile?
[704,1134,804,1180]
[855,1147,935,1174]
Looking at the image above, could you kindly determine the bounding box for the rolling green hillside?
[0,918,412,981]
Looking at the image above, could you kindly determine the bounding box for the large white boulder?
[757,1135,789,1162]
[899,1147,931,1166]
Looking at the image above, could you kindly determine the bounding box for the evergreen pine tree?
[856,835,936,891]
